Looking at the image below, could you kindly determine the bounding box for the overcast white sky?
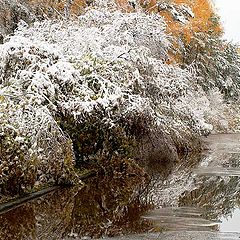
[213,0,240,43]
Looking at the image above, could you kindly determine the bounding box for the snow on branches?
[0,7,237,196]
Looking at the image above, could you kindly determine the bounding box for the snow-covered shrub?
[0,40,77,194]
[0,93,76,196]
[0,112,35,195]
[1,6,234,196]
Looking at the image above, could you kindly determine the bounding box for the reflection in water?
[1,134,240,239]
[179,136,240,227]
[0,188,77,240]
[178,135,240,233]
[179,174,240,219]
[0,205,36,240]
[64,175,151,238]
[194,166,240,176]
[142,207,220,232]
[139,152,203,207]
[0,166,151,239]
[139,134,240,234]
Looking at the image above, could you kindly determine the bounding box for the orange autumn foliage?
[170,0,222,63]
[134,0,222,63]
[173,0,222,38]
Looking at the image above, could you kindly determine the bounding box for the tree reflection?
[0,165,152,239]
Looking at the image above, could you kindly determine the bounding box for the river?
[1,134,240,239]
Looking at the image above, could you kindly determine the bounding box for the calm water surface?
[1,134,240,239]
